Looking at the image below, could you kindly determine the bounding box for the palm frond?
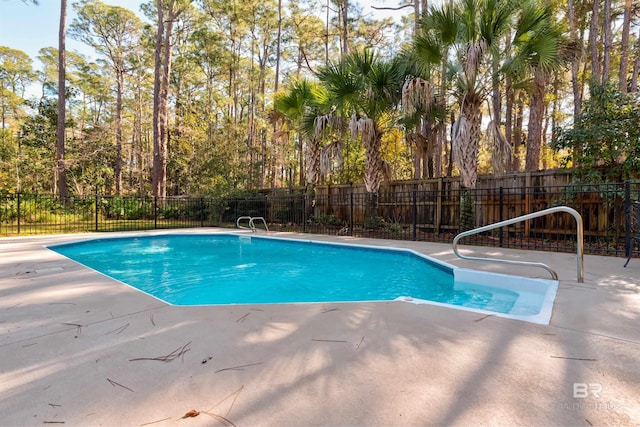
[319,140,344,181]
[465,39,487,83]
[402,77,435,116]
[314,113,345,139]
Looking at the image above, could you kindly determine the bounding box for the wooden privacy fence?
[270,176,640,256]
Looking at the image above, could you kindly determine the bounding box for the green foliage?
[0,195,91,224]
[100,196,154,220]
[0,196,18,222]
[308,213,342,226]
[552,84,640,181]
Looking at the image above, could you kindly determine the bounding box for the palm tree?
[404,2,458,179]
[410,0,514,230]
[412,0,514,188]
[274,78,332,197]
[316,49,404,224]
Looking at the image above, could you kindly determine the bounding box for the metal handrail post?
[453,206,584,282]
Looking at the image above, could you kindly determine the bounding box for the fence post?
[17,192,21,234]
[200,198,205,227]
[154,197,158,229]
[95,194,99,231]
[234,197,238,221]
[349,182,354,236]
[499,186,504,247]
[264,195,268,223]
[303,195,307,233]
[625,181,631,257]
[412,190,417,241]
[524,172,531,237]
[436,178,442,235]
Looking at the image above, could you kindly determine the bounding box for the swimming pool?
[48,233,558,324]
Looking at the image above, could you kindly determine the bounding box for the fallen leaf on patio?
[182,409,200,418]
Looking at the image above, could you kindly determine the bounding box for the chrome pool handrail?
[249,217,269,233]
[236,216,269,233]
[236,216,253,230]
[452,206,584,283]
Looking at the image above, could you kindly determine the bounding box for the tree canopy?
[1,0,639,198]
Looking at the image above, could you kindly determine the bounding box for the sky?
[0,0,146,60]
[0,0,409,62]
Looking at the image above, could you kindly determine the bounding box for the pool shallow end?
[398,268,558,325]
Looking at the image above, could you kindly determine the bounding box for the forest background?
[0,0,639,202]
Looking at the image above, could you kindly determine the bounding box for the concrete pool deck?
[0,229,638,426]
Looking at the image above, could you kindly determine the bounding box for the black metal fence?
[1,180,639,258]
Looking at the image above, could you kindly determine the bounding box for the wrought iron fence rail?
[1,181,639,259]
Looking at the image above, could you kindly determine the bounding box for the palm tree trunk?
[525,69,546,171]
[363,132,382,193]
[456,97,481,189]
[363,127,382,228]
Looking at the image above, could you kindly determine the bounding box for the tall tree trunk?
[505,76,515,172]
[413,142,421,179]
[619,0,632,92]
[134,68,144,194]
[341,0,349,57]
[115,70,124,194]
[160,13,175,194]
[491,61,501,126]
[512,93,524,172]
[153,1,179,198]
[588,0,600,82]
[446,111,454,176]
[632,29,640,92]
[274,0,282,93]
[567,0,582,117]
[435,52,446,179]
[152,0,165,198]
[602,0,612,85]
[435,122,443,178]
[324,0,330,65]
[413,0,420,35]
[56,0,68,200]
[248,20,256,188]
[525,69,546,172]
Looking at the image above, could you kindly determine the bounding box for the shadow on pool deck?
[0,229,638,426]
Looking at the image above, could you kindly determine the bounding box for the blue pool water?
[49,234,522,313]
